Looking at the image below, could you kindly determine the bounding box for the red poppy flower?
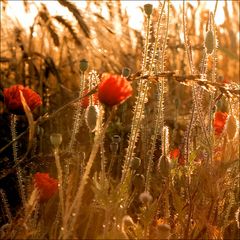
[81,89,98,108]
[213,112,228,135]
[98,73,133,107]
[223,79,230,84]
[169,148,185,165]
[170,148,180,159]
[3,85,42,115]
[34,172,58,202]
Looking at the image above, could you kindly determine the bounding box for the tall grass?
[0,0,239,239]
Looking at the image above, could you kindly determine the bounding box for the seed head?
[144,4,153,16]
[85,105,99,132]
[205,30,214,54]
[79,59,88,72]
[50,133,62,149]
[139,191,153,204]
[130,157,141,170]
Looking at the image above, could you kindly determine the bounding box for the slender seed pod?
[158,155,171,178]
[133,174,145,189]
[205,29,214,54]
[85,105,99,132]
[130,157,141,170]
[50,133,62,149]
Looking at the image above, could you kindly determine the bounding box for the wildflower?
[3,85,42,115]
[170,148,180,159]
[81,89,98,108]
[34,172,58,202]
[98,73,133,107]
[169,148,185,165]
[213,112,228,135]
[223,79,230,84]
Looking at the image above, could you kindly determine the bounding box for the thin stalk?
[145,1,170,192]
[149,0,166,73]
[121,13,152,184]
[10,114,26,208]
[68,71,86,151]
[53,148,65,230]
[0,189,12,224]
[63,107,115,239]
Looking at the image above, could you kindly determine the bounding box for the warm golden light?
[3,0,232,32]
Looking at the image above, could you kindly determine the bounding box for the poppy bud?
[122,68,131,78]
[158,155,171,177]
[133,174,145,189]
[50,133,62,149]
[144,4,153,16]
[205,30,214,54]
[79,59,88,72]
[112,135,121,143]
[130,157,141,170]
[85,105,99,132]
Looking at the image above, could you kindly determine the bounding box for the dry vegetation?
[0,0,239,239]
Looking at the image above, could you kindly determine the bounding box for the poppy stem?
[68,71,86,152]
[10,114,27,209]
[53,148,66,233]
